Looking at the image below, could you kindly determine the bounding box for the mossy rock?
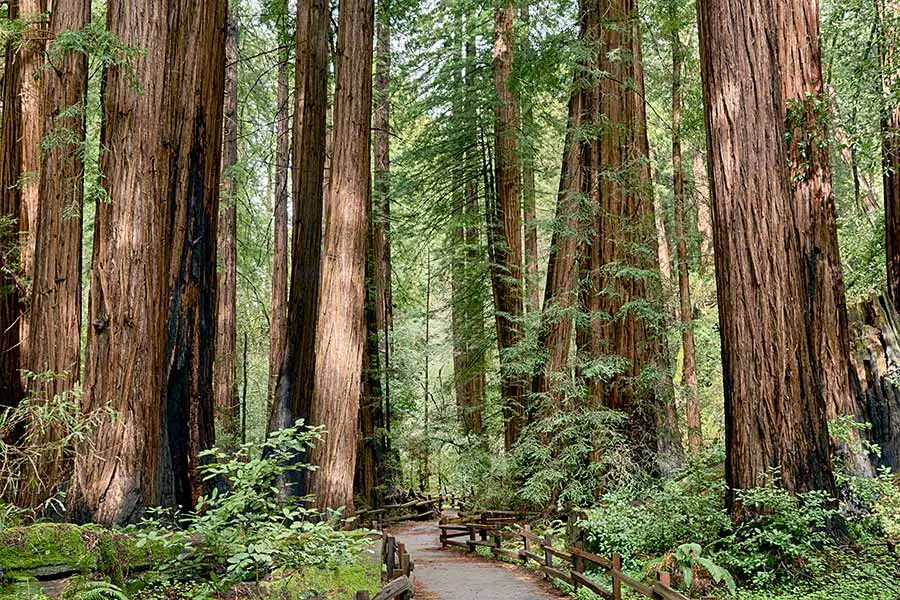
[0,524,171,584]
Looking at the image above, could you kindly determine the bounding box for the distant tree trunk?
[0,0,23,410]
[215,9,239,445]
[21,0,90,505]
[593,0,676,463]
[74,0,226,525]
[776,0,862,471]
[308,0,374,512]
[269,0,329,498]
[492,1,526,450]
[652,172,672,291]
[698,0,837,510]
[17,0,44,358]
[883,1,900,306]
[268,54,291,410]
[692,150,713,269]
[827,85,879,212]
[671,31,701,453]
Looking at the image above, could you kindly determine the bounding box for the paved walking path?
[388,520,565,600]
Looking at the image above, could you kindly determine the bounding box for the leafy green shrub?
[61,581,128,600]
[715,482,837,587]
[135,423,372,589]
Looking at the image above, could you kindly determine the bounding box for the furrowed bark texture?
[492,1,525,450]
[268,55,290,408]
[591,0,673,459]
[214,10,240,444]
[308,0,374,512]
[671,32,701,452]
[17,0,44,356]
[698,0,837,507]
[21,0,90,505]
[75,0,226,525]
[776,0,857,431]
[0,0,23,409]
[269,0,329,496]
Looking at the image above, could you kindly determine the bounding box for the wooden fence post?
[655,570,671,600]
[523,524,531,554]
[385,536,397,581]
[543,532,553,579]
[467,524,476,553]
[354,591,370,600]
[572,552,585,591]
[612,552,622,600]
[398,543,410,577]
[480,514,488,541]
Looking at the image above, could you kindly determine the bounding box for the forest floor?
[388,519,566,600]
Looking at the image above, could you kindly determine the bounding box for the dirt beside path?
[388,520,566,600]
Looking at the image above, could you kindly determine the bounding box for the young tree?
[74,0,227,525]
[698,0,837,510]
[492,0,526,450]
[268,51,290,408]
[0,0,23,409]
[307,0,375,512]
[215,8,240,444]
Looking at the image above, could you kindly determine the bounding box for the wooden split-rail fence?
[356,491,467,529]
[439,513,693,600]
[354,533,415,600]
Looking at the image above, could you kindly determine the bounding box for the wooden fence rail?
[356,533,415,599]
[439,517,691,600]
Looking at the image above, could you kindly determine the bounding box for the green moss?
[263,563,381,600]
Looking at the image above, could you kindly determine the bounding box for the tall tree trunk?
[883,1,900,306]
[308,0,374,512]
[0,0,23,410]
[215,9,239,445]
[21,0,90,505]
[520,5,539,315]
[268,0,329,499]
[73,0,226,525]
[671,31,701,453]
[492,1,525,450]
[592,0,676,463]
[698,0,837,511]
[652,170,672,291]
[776,0,861,468]
[268,54,291,410]
[17,0,44,359]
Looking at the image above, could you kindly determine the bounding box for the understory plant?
[134,422,372,590]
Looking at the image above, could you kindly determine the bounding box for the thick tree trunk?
[21,0,90,505]
[698,0,837,510]
[591,0,675,463]
[492,1,526,450]
[268,55,291,409]
[215,9,239,445]
[0,0,23,410]
[671,32,701,453]
[74,0,226,525]
[308,0,374,512]
[269,0,330,497]
[883,2,900,305]
[17,0,44,357]
[521,6,539,315]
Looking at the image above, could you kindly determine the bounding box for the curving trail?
[388,520,565,600]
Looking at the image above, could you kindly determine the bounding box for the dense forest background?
[2,0,900,597]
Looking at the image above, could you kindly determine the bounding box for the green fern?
[62,581,129,600]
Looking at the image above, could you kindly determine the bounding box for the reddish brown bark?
[20,0,90,504]
[74,0,226,525]
[214,9,239,444]
[671,31,701,453]
[0,0,23,410]
[308,0,374,512]
[269,0,330,484]
[492,1,526,450]
[698,0,837,507]
[268,55,290,409]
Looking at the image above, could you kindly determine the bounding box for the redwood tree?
[883,1,900,306]
[492,1,526,450]
[215,9,240,444]
[308,0,375,512]
[74,0,226,525]
[698,0,837,509]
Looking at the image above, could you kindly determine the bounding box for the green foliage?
[134,424,372,590]
[666,543,736,595]
[61,582,127,600]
